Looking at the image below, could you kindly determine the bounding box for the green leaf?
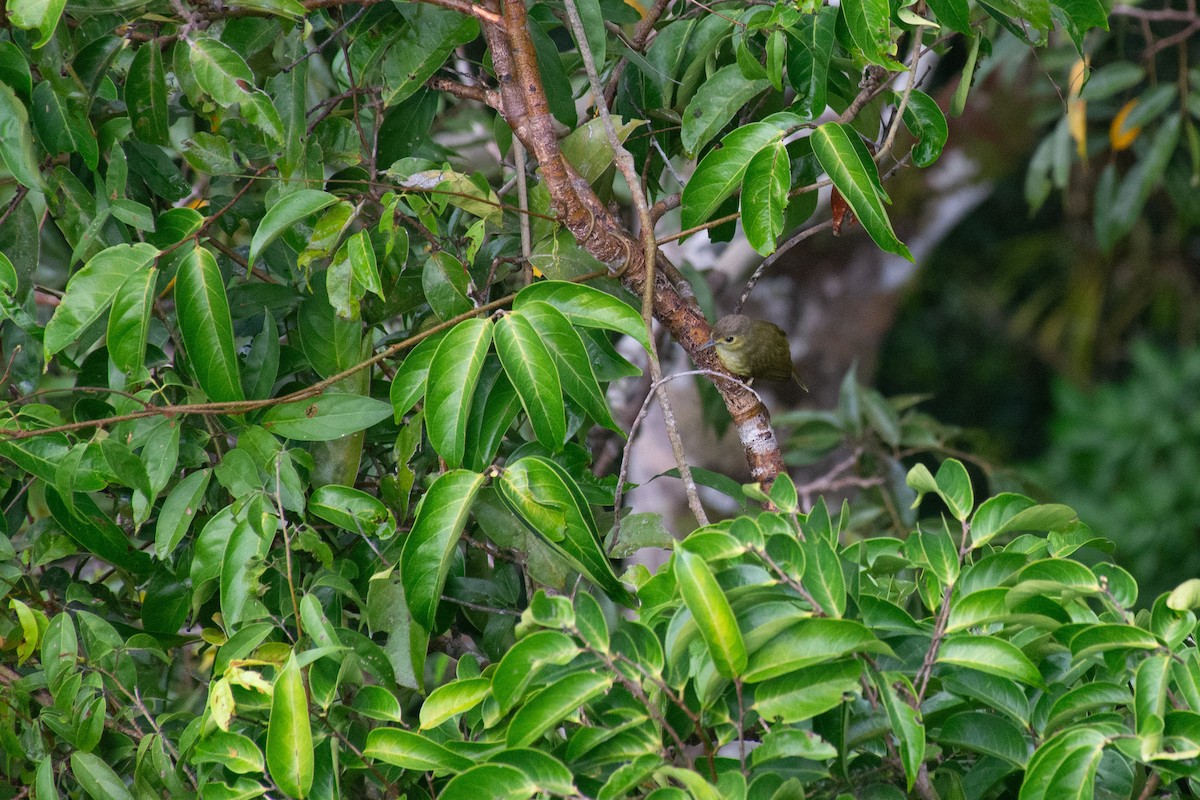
[811,122,912,261]
[380,4,479,107]
[189,36,256,106]
[176,245,244,402]
[389,332,447,420]
[125,43,171,145]
[266,654,314,799]
[744,618,889,682]
[8,0,67,49]
[364,728,474,772]
[842,0,894,65]
[147,207,205,249]
[249,190,339,266]
[752,659,862,722]
[42,612,77,694]
[517,301,622,433]
[560,116,646,184]
[495,312,566,451]
[925,0,972,32]
[498,456,635,606]
[680,64,770,157]
[937,634,1043,686]
[514,281,650,352]
[70,752,134,800]
[1018,729,1106,800]
[310,484,394,536]
[107,266,157,375]
[1168,578,1200,611]
[194,731,266,774]
[401,469,486,630]
[802,538,846,617]
[492,630,581,713]
[31,81,98,170]
[506,671,613,747]
[875,671,925,791]
[787,7,838,120]
[426,318,493,467]
[44,243,159,361]
[901,91,949,168]
[226,0,306,18]
[422,250,473,321]
[220,517,269,627]
[419,677,490,729]
[346,230,382,298]
[741,140,790,256]
[681,122,788,231]
[675,547,746,678]
[155,469,211,558]
[1068,624,1161,659]
[939,711,1029,766]
[439,765,535,800]
[260,394,392,441]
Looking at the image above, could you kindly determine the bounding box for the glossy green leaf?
[675,547,746,678]
[426,318,493,467]
[260,393,392,441]
[498,456,635,605]
[8,0,66,48]
[506,671,613,747]
[753,659,861,722]
[220,517,269,627]
[226,0,306,18]
[937,634,1043,686]
[147,207,205,249]
[515,301,620,433]
[495,311,566,450]
[440,764,535,800]
[681,122,788,231]
[42,612,77,694]
[249,190,339,266]
[310,485,394,535]
[0,82,41,190]
[492,630,581,713]
[901,91,949,168]
[419,677,490,729]
[107,266,157,375]
[1068,624,1161,659]
[390,331,448,421]
[401,469,486,629]
[680,64,770,157]
[925,0,971,31]
[802,538,846,617]
[1018,729,1106,800]
[266,654,313,799]
[44,243,159,360]
[744,618,889,682]
[811,122,912,261]
[176,245,244,402]
[741,140,790,256]
[126,43,171,145]
[513,281,649,352]
[364,727,474,772]
[70,752,133,800]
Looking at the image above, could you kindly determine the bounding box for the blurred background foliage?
[874,11,1200,603]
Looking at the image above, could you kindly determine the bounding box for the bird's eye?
[724,336,735,343]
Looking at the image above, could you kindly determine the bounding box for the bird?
[701,314,807,389]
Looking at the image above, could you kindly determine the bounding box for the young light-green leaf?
[249,189,339,266]
[681,122,787,231]
[266,654,314,799]
[175,245,245,402]
[8,0,67,48]
[0,83,42,190]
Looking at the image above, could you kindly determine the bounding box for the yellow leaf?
[1067,58,1089,162]
[1110,99,1142,151]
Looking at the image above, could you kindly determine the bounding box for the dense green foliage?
[3,0,1195,798]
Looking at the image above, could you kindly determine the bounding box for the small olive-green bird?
[702,314,807,390]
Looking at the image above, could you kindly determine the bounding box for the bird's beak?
[699,339,715,351]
